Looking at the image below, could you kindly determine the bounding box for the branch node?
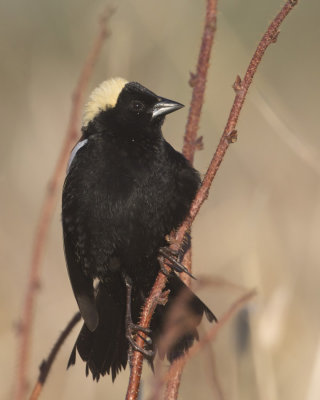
[14,321,25,335]
[165,233,180,252]
[226,130,238,144]
[208,19,217,31]
[158,289,170,306]
[195,136,204,151]
[189,72,197,88]
[232,75,243,93]
[32,280,41,291]
[47,181,56,195]
[270,29,280,43]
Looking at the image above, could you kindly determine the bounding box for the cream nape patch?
[82,77,128,127]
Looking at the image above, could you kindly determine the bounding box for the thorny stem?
[29,313,81,400]
[127,1,298,399]
[13,9,113,400]
[126,267,171,400]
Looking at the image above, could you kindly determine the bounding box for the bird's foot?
[158,247,195,279]
[122,272,154,360]
[126,322,154,359]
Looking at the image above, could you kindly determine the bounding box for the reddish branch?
[176,0,298,245]
[13,9,113,400]
[29,313,81,400]
[182,0,218,164]
[163,367,183,400]
[126,1,298,399]
[125,270,171,400]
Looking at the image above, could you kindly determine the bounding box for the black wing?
[62,139,99,332]
[63,230,99,331]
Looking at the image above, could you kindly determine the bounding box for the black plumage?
[62,79,215,381]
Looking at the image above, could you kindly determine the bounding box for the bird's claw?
[126,322,154,359]
[158,247,196,279]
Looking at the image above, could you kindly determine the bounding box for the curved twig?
[13,9,113,400]
[29,313,81,400]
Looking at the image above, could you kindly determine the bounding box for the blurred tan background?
[1,0,319,399]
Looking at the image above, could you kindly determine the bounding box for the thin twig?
[29,313,81,400]
[13,9,113,400]
[163,367,183,400]
[176,0,298,245]
[126,1,298,399]
[182,0,218,164]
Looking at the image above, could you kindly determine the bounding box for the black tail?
[67,272,215,381]
[67,278,128,381]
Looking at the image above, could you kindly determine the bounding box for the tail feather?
[68,280,128,381]
[67,271,215,380]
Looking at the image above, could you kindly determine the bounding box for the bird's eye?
[131,100,144,113]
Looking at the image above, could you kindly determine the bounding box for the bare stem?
[29,313,81,400]
[13,9,113,400]
[182,0,218,164]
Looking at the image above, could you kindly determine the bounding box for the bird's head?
[82,78,184,134]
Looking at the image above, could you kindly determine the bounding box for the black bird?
[62,78,215,381]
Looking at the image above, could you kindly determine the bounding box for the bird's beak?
[152,97,184,119]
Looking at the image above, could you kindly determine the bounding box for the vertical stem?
[13,10,113,400]
[182,0,218,164]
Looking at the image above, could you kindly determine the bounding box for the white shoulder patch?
[67,139,88,173]
[82,77,128,127]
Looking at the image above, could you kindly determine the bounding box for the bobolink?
[62,78,215,381]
